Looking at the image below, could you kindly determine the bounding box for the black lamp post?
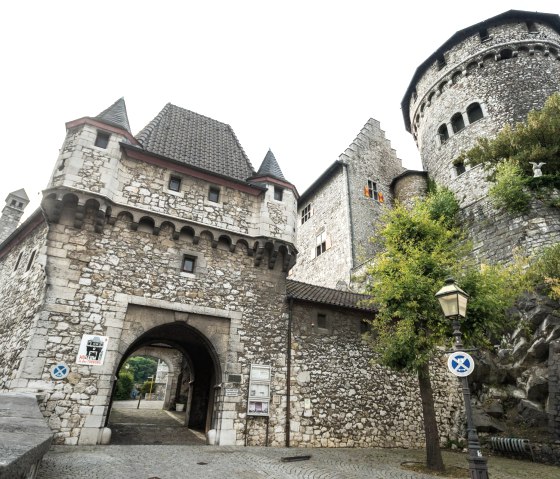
[435,278,489,479]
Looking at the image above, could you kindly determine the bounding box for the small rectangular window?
[365,180,379,201]
[181,255,196,273]
[94,131,110,149]
[208,186,220,202]
[436,55,446,70]
[274,187,283,201]
[168,175,181,192]
[316,231,327,257]
[317,313,327,329]
[301,204,312,224]
[479,28,489,41]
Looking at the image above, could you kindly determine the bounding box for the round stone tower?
[402,10,560,204]
[401,10,560,262]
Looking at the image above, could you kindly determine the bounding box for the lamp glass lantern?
[435,278,469,318]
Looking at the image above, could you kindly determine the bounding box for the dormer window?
[274,187,283,201]
[94,131,110,149]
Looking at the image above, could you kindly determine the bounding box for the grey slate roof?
[255,149,286,180]
[286,280,376,312]
[135,104,255,182]
[95,98,131,133]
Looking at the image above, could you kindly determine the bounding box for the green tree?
[363,187,526,472]
[123,356,158,383]
[115,370,134,400]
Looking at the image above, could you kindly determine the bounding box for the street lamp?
[435,278,489,479]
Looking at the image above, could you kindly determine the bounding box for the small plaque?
[248,400,269,416]
[250,365,271,381]
[225,388,239,396]
[228,374,242,383]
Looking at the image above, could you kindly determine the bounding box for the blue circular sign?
[50,362,70,380]
[447,352,475,377]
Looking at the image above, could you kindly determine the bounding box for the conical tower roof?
[7,189,29,201]
[255,149,286,181]
[95,98,131,133]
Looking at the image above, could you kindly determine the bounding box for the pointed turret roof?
[7,189,29,201]
[255,149,286,181]
[95,98,131,133]
[135,103,255,182]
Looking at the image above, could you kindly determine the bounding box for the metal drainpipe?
[285,296,293,447]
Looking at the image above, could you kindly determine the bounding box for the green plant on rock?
[526,243,560,299]
[488,160,531,213]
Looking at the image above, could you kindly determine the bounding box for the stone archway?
[106,304,229,443]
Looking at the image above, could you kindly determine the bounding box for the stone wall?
[341,119,404,271]
[5,205,291,445]
[0,223,48,390]
[549,341,560,441]
[290,165,353,289]
[459,196,560,263]
[289,302,463,448]
[409,21,560,181]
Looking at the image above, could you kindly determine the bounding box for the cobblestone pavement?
[37,445,558,479]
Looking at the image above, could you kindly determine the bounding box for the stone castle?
[1,10,559,448]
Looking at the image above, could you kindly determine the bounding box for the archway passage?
[107,321,221,445]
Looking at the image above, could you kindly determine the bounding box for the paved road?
[37,445,558,479]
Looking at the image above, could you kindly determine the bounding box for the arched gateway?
[108,309,224,435]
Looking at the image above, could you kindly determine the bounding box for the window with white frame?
[316,231,328,257]
[301,204,312,224]
[365,179,379,200]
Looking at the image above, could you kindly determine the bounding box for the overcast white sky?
[1,1,559,216]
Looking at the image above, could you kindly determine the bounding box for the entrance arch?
[107,306,229,443]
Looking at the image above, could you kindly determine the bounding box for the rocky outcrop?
[471,290,560,464]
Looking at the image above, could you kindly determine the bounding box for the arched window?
[438,81,447,94]
[451,113,465,133]
[438,124,449,144]
[467,103,484,123]
[451,71,462,84]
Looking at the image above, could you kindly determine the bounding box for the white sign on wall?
[76,335,109,366]
[247,364,271,417]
